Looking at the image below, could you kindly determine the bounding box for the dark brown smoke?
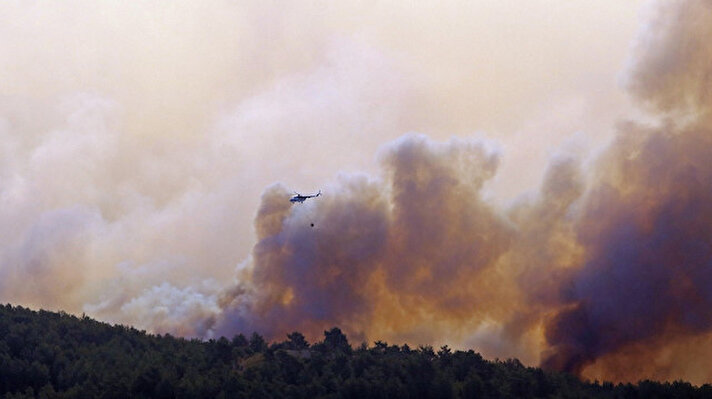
[216,176,390,341]
[215,136,518,346]
[214,0,712,383]
[541,0,712,378]
[542,123,712,376]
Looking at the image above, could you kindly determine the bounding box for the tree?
[2,305,710,399]
[323,327,350,353]
[249,332,267,353]
[231,334,248,348]
[286,332,309,350]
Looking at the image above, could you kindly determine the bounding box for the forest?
[1,304,710,398]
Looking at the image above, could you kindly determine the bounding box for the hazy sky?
[15,0,712,383]
[0,0,644,257]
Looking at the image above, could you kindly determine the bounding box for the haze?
[7,0,712,384]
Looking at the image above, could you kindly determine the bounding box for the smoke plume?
[215,136,517,347]
[540,0,712,378]
[215,0,712,382]
[2,0,712,384]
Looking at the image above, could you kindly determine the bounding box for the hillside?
[1,304,710,398]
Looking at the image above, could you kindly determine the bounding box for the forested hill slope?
[1,304,710,398]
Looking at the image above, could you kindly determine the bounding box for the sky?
[4,0,712,384]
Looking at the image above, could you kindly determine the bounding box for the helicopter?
[290,190,321,203]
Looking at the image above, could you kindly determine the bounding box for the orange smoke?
[215,136,519,347]
[214,0,712,384]
[2,0,711,385]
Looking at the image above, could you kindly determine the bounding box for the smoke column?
[216,136,516,346]
[2,0,712,384]
[215,0,712,383]
[542,0,712,380]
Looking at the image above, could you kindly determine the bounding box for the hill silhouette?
[1,303,710,398]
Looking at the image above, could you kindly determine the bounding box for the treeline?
[1,304,710,398]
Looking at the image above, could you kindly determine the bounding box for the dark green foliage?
[286,332,310,350]
[1,304,711,398]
